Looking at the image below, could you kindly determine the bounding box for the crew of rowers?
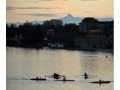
[36,77,41,80]
[36,73,104,82]
[99,79,104,83]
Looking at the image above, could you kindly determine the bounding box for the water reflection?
[6,47,114,90]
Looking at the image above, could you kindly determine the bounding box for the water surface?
[6,47,114,90]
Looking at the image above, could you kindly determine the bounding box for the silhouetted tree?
[6,24,10,37]
[7,24,17,37]
[43,19,63,32]
[63,23,79,33]
[32,25,44,43]
[21,21,35,38]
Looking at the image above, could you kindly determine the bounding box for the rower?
[84,73,87,76]
[54,73,59,79]
[84,73,88,79]
[36,77,38,80]
[63,75,66,81]
[99,79,102,83]
[106,55,107,58]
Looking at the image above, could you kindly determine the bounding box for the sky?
[6,0,113,23]
[2,1,120,90]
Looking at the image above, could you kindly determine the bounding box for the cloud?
[42,0,72,1]
[63,0,72,1]
[18,14,58,17]
[33,2,39,3]
[6,6,15,10]
[84,11,97,13]
[81,0,104,1]
[42,0,57,1]
[40,0,73,4]
[6,6,65,10]
[42,0,72,3]
[17,13,67,17]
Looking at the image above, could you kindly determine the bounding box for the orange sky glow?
[6,0,113,23]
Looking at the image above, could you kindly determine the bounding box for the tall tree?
[6,24,10,37]
[8,24,17,37]
[32,25,44,43]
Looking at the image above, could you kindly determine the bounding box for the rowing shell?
[91,81,110,84]
[30,78,46,80]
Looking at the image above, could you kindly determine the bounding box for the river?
[6,47,114,90]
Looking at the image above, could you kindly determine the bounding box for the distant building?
[79,17,99,32]
[48,42,65,49]
[15,33,23,39]
[46,29,54,35]
[46,29,54,41]
[74,35,107,48]
[76,18,113,49]
[99,21,113,28]
[99,21,114,34]
[88,28,104,34]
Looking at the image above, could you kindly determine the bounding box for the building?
[46,29,54,35]
[74,28,107,48]
[79,17,99,32]
[45,29,54,41]
[99,21,114,35]
[99,21,113,28]
[76,18,113,49]
[74,35,107,48]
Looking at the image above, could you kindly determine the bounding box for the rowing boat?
[91,81,110,84]
[30,78,46,80]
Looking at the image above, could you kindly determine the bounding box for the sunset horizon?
[6,0,113,23]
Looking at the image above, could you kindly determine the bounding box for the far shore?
[64,48,113,53]
[6,45,113,53]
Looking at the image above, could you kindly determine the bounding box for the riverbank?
[74,48,113,52]
[7,45,113,53]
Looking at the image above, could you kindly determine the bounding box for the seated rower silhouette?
[63,75,66,81]
[84,73,88,79]
[36,77,38,80]
[99,79,102,83]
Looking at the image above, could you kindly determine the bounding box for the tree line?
[6,19,113,47]
[6,19,79,46]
